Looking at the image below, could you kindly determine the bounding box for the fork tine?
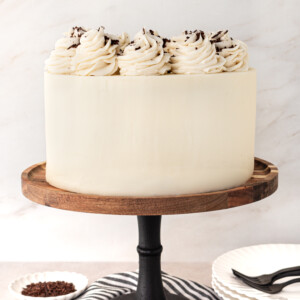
[232,269,254,280]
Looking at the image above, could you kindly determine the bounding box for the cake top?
[45,27,249,76]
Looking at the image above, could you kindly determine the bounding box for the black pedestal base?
[117,216,189,300]
[117,291,187,300]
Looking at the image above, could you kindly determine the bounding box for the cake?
[44,27,256,196]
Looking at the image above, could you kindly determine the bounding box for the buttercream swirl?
[45,27,86,75]
[112,32,130,54]
[46,27,250,75]
[118,29,171,76]
[210,30,249,72]
[166,30,226,74]
[72,27,127,76]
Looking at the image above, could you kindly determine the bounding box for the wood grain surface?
[21,158,278,215]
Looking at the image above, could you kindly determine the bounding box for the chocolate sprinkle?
[70,26,86,38]
[200,31,205,40]
[111,39,119,45]
[211,30,222,39]
[162,38,170,48]
[22,281,76,297]
[135,46,141,50]
[211,37,222,44]
[67,43,80,50]
[149,29,155,35]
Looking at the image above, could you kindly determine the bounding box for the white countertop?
[1,262,212,299]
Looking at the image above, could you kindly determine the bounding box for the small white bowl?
[8,271,88,300]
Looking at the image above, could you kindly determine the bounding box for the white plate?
[212,244,300,300]
[212,275,257,300]
[212,278,240,300]
[9,271,88,300]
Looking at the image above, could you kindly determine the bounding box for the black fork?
[232,266,300,286]
[236,276,300,294]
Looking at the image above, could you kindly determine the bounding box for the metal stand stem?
[117,216,186,300]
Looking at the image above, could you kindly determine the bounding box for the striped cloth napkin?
[77,271,221,300]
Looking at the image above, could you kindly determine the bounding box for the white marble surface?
[0,0,300,262]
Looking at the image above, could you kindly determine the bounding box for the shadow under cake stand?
[21,157,278,300]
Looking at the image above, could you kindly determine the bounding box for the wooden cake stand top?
[21,158,278,216]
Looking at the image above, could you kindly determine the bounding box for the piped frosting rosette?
[45,27,86,75]
[118,29,171,76]
[210,30,249,72]
[72,27,129,76]
[45,27,249,75]
[166,30,226,74]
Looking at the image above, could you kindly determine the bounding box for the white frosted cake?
[44,27,256,196]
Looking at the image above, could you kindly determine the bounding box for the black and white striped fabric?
[77,271,221,300]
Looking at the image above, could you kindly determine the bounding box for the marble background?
[0,0,299,262]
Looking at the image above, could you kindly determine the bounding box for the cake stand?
[21,157,278,300]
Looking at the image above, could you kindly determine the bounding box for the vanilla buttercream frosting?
[45,27,86,74]
[45,27,249,75]
[210,30,249,72]
[166,30,226,74]
[118,29,171,76]
[72,27,129,76]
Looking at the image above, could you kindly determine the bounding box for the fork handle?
[280,277,300,288]
[273,266,300,283]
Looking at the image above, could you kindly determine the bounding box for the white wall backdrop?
[0,0,299,262]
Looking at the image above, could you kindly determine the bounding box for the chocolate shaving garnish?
[195,47,198,50]
[195,32,201,41]
[22,281,76,297]
[184,30,188,35]
[211,30,222,39]
[135,46,141,50]
[104,35,109,44]
[211,37,222,44]
[149,29,154,35]
[200,31,205,40]
[130,40,134,45]
[111,39,119,45]
[162,38,170,48]
[67,43,80,50]
[167,70,172,74]
[70,26,86,38]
